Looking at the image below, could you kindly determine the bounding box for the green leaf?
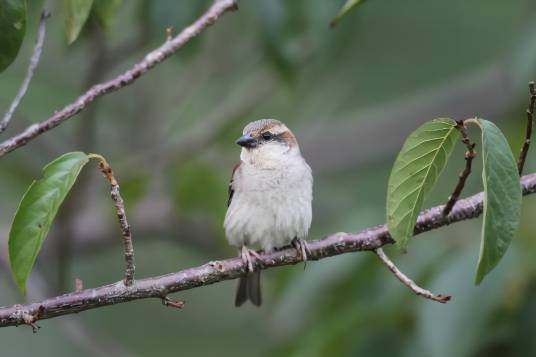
[474,119,521,284]
[386,119,460,250]
[93,0,122,29]
[64,0,94,44]
[0,0,27,72]
[9,152,89,295]
[330,0,364,28]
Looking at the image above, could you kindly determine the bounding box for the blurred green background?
[1,0,536,356]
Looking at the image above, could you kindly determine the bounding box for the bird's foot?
[292,238,310,269]
[240,246,262,273]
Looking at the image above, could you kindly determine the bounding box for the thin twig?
[74,278,84,293]
[0,173,535,329]
[162,297,186,309]
[0,0,238,157]
[90,154,135,286]
[374,248,450,303]
[518,81,535,175]
[442,120,477,216]
[0,10,50,133]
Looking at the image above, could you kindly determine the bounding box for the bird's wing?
[228,162,241,207]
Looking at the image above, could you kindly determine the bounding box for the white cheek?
[260,143,288,157]
[240,143,287,165]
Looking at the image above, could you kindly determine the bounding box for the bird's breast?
[224,159,313,251]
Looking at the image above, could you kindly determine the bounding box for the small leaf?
[474,119,521,284]
[64,0,94,44]
[330,0,364,28]
[93,0,122,29]
[9,152,89,295]
[386,119,460,250]
[0,0,27,72]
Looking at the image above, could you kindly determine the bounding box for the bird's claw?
[292,238,310,269]
[240,246,261,273]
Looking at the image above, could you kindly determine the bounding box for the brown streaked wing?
[228,162,241,207]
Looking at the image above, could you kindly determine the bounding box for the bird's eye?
[261,132,273,140]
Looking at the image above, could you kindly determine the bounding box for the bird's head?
[236,119,300,166]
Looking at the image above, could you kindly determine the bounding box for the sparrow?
[224,119,313,306]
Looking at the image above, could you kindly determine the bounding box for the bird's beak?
[235,134,257,148]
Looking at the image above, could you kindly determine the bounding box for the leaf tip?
[474,270,484,286]
[10,266,28,297]
[17,283,27,297]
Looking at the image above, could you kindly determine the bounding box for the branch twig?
[0,10,50,133]
[162,297,186,309]
[374,248,450,303]
[442,120,477,216]
[90,155,135,286]
[518,81,535,175]
[0,0,238,157]
[1,173,535,329]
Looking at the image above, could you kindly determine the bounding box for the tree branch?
[442,120,477,216]
[374,248,450,303]
[1,173,535,330]
[518,81,535,175]
[0,9,50,133]
[0,0,238,157]
[91,155,135,286]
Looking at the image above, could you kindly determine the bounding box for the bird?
[224,119,313,306]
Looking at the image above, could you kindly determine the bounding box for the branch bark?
[518,81,535,175]
[374,248,450,303]
[1,173,535,330]
[0,0,238,157]
[91,155,135,286]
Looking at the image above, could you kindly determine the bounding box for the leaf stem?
[463,117,480,127]
[442,120,477,216]
[90,154,135,286]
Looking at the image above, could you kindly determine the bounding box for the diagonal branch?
[374,248,450,303]
[442,120,477,216]
[1,173,535,330]
[0,0,238,157]
[0,9,50,133]
[518,81,535,175]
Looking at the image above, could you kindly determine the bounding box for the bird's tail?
[235,270,262,307]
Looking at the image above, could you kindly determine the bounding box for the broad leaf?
[93,0,122,29]
[474,119,521,284]
[9,152,89,295]
[386,119,460,250]
[64,0,94,44]
[0,0,27,72]
[330,0,364,28]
